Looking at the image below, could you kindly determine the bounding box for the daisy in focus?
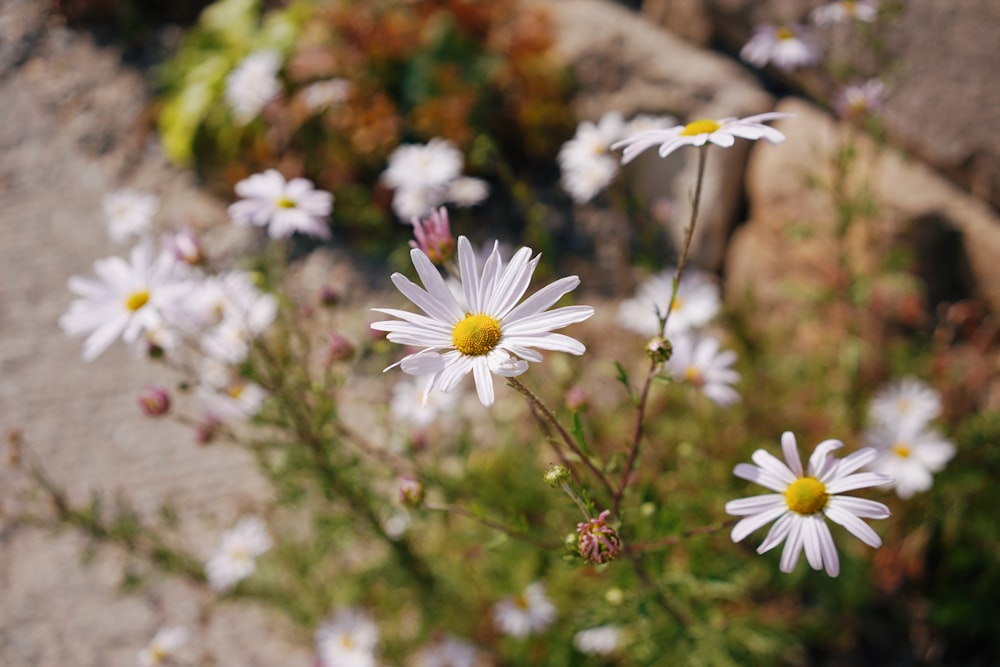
[492,581,557,638]
[59,239,189,361]
[725,431,892,577]
[868,376,941,432]
[137,626,189,667]
[664,332,740,407]
[102,189,159,244]
[205,516,272,592]
[739,24,821,72]
[371,236,594,407]
[612,112,792,164]
[225,50,282,124]
[863,420,955,499]
[811,0,879,26]
[617,268,720,338]
[381,139,489,220]
[228,169,333,240]
[315,608,379,667]
[573,625,622,656]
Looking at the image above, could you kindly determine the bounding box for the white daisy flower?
[103,189,159,244]
[417,634,478,667]
[302,78,352,112]
[572,625,622,656]
[492,582,557,638]
[560,154,620,204]
[811,0,879,26]
[740,24,821,72]
[137,625,189,667]
[613,112,792,164]
[316,608,379,667]
[371,235,594,407]
[59,239,189,361]
[445,176,490,207]
[182,271,277,364]
[725,432,892,576]
[391,376,459,429]
[665,333,740,406]
[225,50,282,124]
[382,139,463,218]
[205,516,272,592]
[228,169,333,240]
[835,78,886,120]
[863,421,955,499]
[558,111,628,204]
[199,380,268,423]
[868,376,941,432]
[617,268,720,338]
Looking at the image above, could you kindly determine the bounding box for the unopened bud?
[565,385,588,411]
[327,332,355,363]
[138,387,171,417]
[319,286,341,307]
[645,336,672,364]
[577,510,622,565]
[398,477,425,508]
[543,464,570,489]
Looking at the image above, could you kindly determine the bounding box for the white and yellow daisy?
[868,376,941,432]
[228,169,333,240]
[371,236,593,407]
[725,432,892,577]
[102,189,159,244]
[740,24,821,72]
[205,516,272,592]
[665,332,740,407]
[137,626,189,667]
[811,0,879,26]
[492,582,557,638]
[864,421,955,499]
[316,608,379,667]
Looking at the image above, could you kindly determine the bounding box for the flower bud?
[543,464,570,489]
[577,510,622,564]
[565,385,588,411]
[138,387,171,417]
[326,332,355,363]
[645,336,672,364]
[409,207,456,265]
[398,476,425,508]
[319,286,341,307]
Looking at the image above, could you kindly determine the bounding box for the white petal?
[826,471,893,494]
[729,504,787,543]
[781,431,804,477]
[808,439,844,479]
[503,276,582,324]
[502,333,586,355]
[503,306,594,335]
[815,518,840,576]
[472,357,495,406]
[725,493,786,516]
[823,504,883,548]
[458,236,481,313]
[751,449,798,485]
[779,518,805,573]
[733,462,790,493]
[802,515,824,570]
[834,447,878,477]
[399,352,446,375]
[757,512,795,554]
[826,495,890,520]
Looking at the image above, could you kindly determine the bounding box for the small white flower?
[137,626,189,667]
[617,268,720,338]
[103,189,159,243]
[60,240,189,361]
[316,608,379,667]
[560,155,620,205]
[205,516,272,592]
[739,24,821,72]
[811,0,879,26]
[445,176,489,207]
[613,112,792,164]
[558,111,627,203]
[417,634,478,667]
[199,380,268,423]
[371,236,594,407]
[572,625,621,656]
[725,432,892,577]
[835,78,886,119]
[665,333,740,406]
[864,421,955,499]
[228,169,333,240]
[302,78,352,112]
[225,50,282,124]
[391,376,459,429]
[868,376,941,432]
[492,582,557,638]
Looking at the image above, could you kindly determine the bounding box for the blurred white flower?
[725,432,892,577]
[185,271,278,364]
[864,420,955,499]
[225,50,282,124]
[617,268,720,338]
[416,634,478,667]
[665,332,740,406]
[302,78,352,112]
[572,625,622,656]
[558,111,626,203]
[740,24,820,72]
[835,78,886,119]
[492,582,557,638]
[103,189,159,244]
[391,376,459,430]
[137,626,189,667]
[228,169,333,240]
[316,608,379,667]
[811,0,879,26]
[199,379,268,423]
[205,516,272,592]
[868,377,941,432]
[382,139,487,220]
[445,176,489,207]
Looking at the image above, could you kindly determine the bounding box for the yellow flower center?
[670,296,684,312]
[844,1,857,16]
[513,593,529,609]
[452,313,502,356]
[683,366,704,386]
[150,646,168,664]
[776,26,795,40]
[226,383,245,399]
[680,119,721,136]
[124,290,150,312]
[784,477,829,515]
[891,443,911,458]
[276,196,297,209]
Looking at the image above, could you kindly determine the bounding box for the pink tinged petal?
[751,449,799,485]
[823,504,883,548]
[472,357,495,406]
[502,306,594,335]
[779,518,806,573]
[808,439,844,478]
[757,512,795,554]
[457,236,481,313]
[410,248,464,321]
[815,519,840,576]
[826,471,893,494]
[781,431,804,477]
[503,276,583,324]
[826,495,890,520]
[707,132,736,148]
[733,462,791,493]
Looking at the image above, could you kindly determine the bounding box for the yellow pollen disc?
[226,383,245,399]
[124,290,150,312]
[683,366,704,386]
[670,296,684,312]
[513,593,529,609]
[340,634,354,649]
[776,27,795,40]
[452,313,502,356]
[681,119,722,136]
[784,477,829,515]
[276,196,297,209]
[891,443,911,458]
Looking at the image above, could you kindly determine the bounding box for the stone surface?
[0,2,307,665]
[534,0,777,274]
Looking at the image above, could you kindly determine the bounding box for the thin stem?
[425,504,561,550]
[626,519,736,553]
[560,482,592,521]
